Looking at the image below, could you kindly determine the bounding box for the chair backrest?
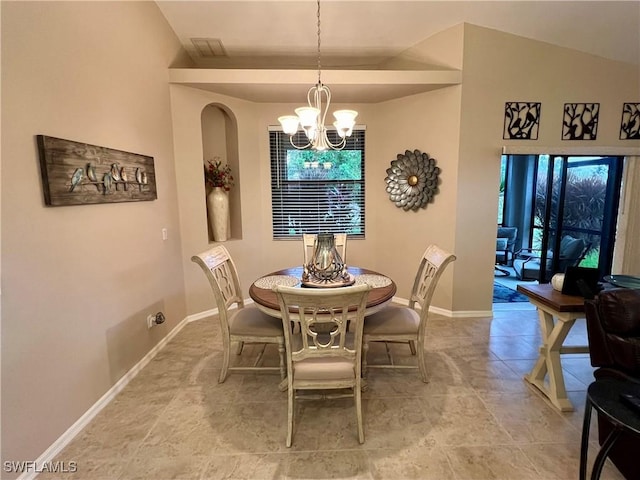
[557,235,589,270]
[191,245,244,334]
[302,233,347,265]
[496,226,518,252]
[409,245,456,325]
[273,283,371,372]
[585,288,640,377]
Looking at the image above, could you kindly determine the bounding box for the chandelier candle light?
[278,0,358,151]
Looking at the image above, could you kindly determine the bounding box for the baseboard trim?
[391,296,491,318]
[17,314,195,480]
[186,307,218,323]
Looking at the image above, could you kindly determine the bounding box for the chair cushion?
[363,306,420,335]
[496,238,508,250]
[228,305,283,337]
[293,357,355,381]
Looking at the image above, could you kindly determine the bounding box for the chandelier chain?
[277,0,357,151]
[316,0,322,85]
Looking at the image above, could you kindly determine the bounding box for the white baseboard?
[186,307,218,323]
[17,312,205,480]
[392,295,491,318]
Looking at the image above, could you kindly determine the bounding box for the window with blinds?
[269,128,365,239]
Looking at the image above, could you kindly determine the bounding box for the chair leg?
[277,340,286,380]
[417,342,428,383]
[286,384,294,447]
[355,383,364,444]
[219,344,230,383]
[408,340,417,355]
[236,341,244,355]
[362,341,369,378]
[382,342,392,364]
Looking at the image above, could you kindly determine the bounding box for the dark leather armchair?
[585,288,640,480]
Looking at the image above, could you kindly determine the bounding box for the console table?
[516,283,588,411]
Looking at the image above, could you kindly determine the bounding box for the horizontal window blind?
[270,128,366,239]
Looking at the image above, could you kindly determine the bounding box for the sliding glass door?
[501,154,623,282]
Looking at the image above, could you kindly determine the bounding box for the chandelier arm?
[318,84,330,136]
[323,135,347,150]
[288,136,312,150]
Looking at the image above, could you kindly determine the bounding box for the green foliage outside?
[580,248,600,268]
[535,165,608,262]
[282,149,363,236]
[286,150,362,181]
[497,156,506,224]
[324,184,362,235]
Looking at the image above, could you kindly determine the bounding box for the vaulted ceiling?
[157,1,640,102]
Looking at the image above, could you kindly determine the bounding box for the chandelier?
[277,0,358,151]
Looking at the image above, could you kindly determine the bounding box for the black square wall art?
[562,103,599,140]
[620,103,640,140]
[503,102,541,140]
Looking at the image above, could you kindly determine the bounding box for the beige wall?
[172,86,463,316]
[1,1,188,468]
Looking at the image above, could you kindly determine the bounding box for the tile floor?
[39,303,626,480]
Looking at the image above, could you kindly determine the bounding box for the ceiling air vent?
[191,38,227,58]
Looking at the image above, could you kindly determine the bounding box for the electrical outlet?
[147,314,156,329]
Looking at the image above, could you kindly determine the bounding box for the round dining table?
[249,266,397,318]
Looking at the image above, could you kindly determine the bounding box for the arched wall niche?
[201,103,242,242]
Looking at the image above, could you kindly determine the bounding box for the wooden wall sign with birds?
[36,135,157,206]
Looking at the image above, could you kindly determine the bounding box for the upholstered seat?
[362,306,419,335]
[293,357,355,381]
[227,306,283,336]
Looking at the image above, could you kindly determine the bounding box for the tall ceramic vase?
[207,187,230,242]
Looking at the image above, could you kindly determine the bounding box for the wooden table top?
[517,283,586,312]
[249,266,397,313]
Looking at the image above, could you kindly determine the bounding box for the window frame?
[269,127,366,240]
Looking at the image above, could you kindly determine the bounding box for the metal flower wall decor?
[384,149,440,211]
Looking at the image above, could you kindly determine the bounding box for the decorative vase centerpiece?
[205,158,234,242]
[302,233,351,285]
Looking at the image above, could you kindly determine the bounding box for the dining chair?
[273,283,371,447]
[191,245,285,383]
[302,233,347,265]
[362,244,456,382]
